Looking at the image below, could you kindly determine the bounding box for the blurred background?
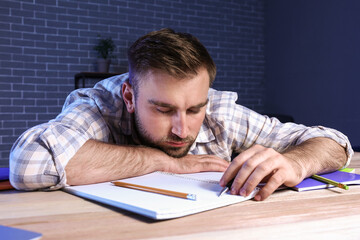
[0,0,359,167]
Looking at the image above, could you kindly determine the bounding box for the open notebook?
[64,171,259,220]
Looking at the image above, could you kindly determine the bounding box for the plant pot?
[96,58,111,72]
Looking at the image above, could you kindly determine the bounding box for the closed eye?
[187,108,201,114]
[156,108,173,114]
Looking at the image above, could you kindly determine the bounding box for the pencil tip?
[218,187,228,197]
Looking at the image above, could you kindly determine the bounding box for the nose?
[171,112,189,139]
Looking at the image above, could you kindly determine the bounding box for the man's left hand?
[219,144,305,201]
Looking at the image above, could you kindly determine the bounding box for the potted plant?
[93,35,116,72]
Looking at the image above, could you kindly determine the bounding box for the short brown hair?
[127,28,216,92]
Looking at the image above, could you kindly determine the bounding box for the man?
[10,28,353,201]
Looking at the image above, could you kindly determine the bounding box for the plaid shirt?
[10,73,353,190]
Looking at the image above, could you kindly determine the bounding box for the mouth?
[165,141,188,147]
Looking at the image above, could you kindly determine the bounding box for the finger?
[219,147,261,187]
[178,155,230,173]
[200,157,230,172]
[198,155,230,170]
[231,148,277,195]
[254,171,285,201]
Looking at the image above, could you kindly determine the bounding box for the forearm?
[283,137,348,180]
[65,139,171,185]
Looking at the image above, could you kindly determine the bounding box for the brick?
[3,121,26,128]
[12,83,35,91]
[21,2,45,12]
[0,129,13,136]
[0,15,22,24]
[36,70,58,77]
[1,151,10,159]
[12,69,35,77]
[0,100,12,108]
[69,23,89,31]
[11,9,34,18]
[0,91,22,98]
[35,26,57,35]
[13,113,37,121]
[46,49,67,57]
[24,77,47,85]
[45,92,67,99]
[13,129,30,137]
[0,114,13,120]
[12,54,35,62]
[36,56,58,63]
[11,39,35,47]
[25,106,47,113]
[36,84,58,92]
[45,6,67,14]
[46,20,67,29]
[23,47,46,55]
[0,143,13,151]
[27,120,47,128]
[67,8,88,16]
[0,83,11,91]
[36,99,58,106]
[13,98,36,105]
[58,57,79,64]
[46,35,67,42]
[1,61,24,69]
[58,14,78,23]
[24,62,46,69]
[35,0,57,6]
[0,6,10,15]
[57,43,78,50]
[0,46,22,54]
[47,106,62,113]
[58,29,79,36]
[58,1,78,8]
[23,32,45,41]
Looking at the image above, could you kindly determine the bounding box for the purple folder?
[294,171,360,192]
[0,168,9,181]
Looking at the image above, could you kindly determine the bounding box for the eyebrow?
[148,98,209,109]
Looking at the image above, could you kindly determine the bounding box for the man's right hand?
[166,154,230,174]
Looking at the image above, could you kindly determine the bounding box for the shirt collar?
[189,115,216,151]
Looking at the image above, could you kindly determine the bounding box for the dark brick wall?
[0,0,265,167]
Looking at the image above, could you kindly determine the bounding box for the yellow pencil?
[311,174,349,190]
[111,181,197,200]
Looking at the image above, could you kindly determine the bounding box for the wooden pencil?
[111,181,197,200]
[311,174,349,190]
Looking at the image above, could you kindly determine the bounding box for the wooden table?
[2,153,360,239]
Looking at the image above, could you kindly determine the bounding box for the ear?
[122,81,135,113]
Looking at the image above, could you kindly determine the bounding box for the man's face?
[131,68,210,158]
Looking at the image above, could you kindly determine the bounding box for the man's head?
[123,29,215,158]
[127,28,216,95]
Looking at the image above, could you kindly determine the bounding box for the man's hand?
[167,154,230,174]
[219,138,347,201]
[219,145,304,201]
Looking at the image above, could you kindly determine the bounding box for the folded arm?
[65,139,229,186]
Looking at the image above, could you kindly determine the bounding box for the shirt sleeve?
[9,100,110,191]
[231,104,354,168]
